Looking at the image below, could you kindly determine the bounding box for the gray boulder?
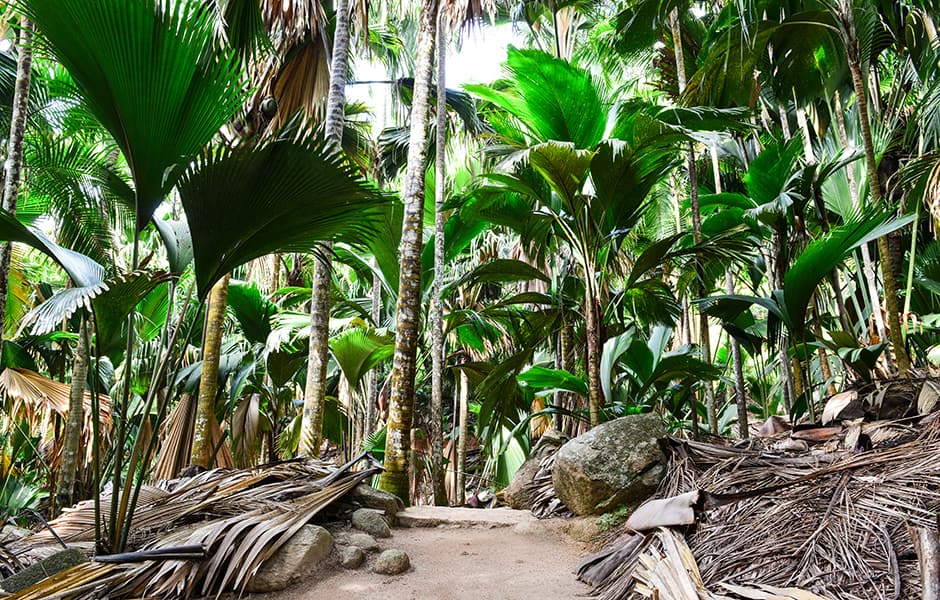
[0,548,86,593]
[351,508,391,538]
[503,430,567,510]
[351,484,404,523]
[246,525,333,593]
[339,545,365,569]
[551,413,666,515]
[373,549,410,575]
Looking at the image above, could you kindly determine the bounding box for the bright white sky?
[348,22,520,135]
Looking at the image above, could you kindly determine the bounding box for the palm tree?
[300,0,354,459]
[0,18,35,342]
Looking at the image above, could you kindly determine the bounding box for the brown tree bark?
[428,10,449,506]
[190,274,230,468]
[301,0,353,456]
[0,19,34,340]
[379,0,439,503]
[57,317,89,512]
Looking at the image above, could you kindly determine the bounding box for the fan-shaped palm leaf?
[175,136,388,298]
[19,0,247,232]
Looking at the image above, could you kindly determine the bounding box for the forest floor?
[253,507,592,600]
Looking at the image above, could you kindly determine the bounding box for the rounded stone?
[373,548,410,575]
[551,413,666,515]
[339,545,364,569]
[351,508,391,538]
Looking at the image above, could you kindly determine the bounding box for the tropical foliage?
[0,0,938,553]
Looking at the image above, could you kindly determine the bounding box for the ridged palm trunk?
[669,9,715,434]
[191,274,230,468]
[300,0,353,457]
[57,317,89,512]
[584,281,602,428]
[428,11,448,506]
[456,367,469,505]
[842,11,910,374]
[379,0,439,503]
[0,19,34,340]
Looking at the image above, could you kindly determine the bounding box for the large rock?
[351,508,391,538]
[350,484,404,523]
[246,525,333,593]
[373,549,410,575]
[0,548,86,593]
[335,531,380,553]
[551,414,666,515]
[339,545,365,569]
[503,430,567,510]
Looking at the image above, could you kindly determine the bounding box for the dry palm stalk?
[582,417,940,599]
[9,456,381,599]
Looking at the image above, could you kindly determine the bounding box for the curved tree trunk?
[191,273,230,468]
[379,0,439,503]
[57,317,89,512]
[300,0,353,456]
[0,19,34,341]
[428,11,448,506]
[842,3,911,374]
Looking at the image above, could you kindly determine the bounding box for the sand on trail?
[254,508,591,600]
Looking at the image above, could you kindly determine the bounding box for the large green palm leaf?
[19,0,246,232]
[175,137,388,298]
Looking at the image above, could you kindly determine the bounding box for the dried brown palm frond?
[10,457,380,599]
[0,367,111,430]
[581,416,940,600]
[151,394,235,482]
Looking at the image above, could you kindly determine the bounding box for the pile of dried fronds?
[4,454,382,599]
[579,416,940,599]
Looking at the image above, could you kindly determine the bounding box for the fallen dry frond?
[581,414,940,599]
[8,456,381,599]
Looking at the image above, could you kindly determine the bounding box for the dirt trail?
[258,508,591,600]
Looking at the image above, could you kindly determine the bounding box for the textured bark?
[584,288,602,428]
[428,11,448,507]
[300,0,352,455]
[57,318,89,512]
[191,274,230,468]
[300,250,332,457]
[843,7,910,374]
[456,367,469,506]
[913,526,940,600]
[0,19,34,340]
[378,0,439,503]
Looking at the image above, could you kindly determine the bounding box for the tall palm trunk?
[379,0,439,503]
[300,0,353,456]
[669,9,715,434]
[57,317,89,512]
[841,3,910,374]
[428,12,448,506]
[191,274,230,468]
[0,19,34,340]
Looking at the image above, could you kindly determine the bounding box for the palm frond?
[19,0,247,231]
[175,136,388,298]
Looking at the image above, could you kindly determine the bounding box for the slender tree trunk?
[842,6,911,374]
[0,19,34,340]
[456,367,469,506]
[584,282,603,428]
[301,0,353,455]
[379,0,439,503]
[366,262,381,437]
[428,11,448,506]
[191,274,230,468]
[833,89,885,341]
[670,10,715,434]
[57,317,89,512]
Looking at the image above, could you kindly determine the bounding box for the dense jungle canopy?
[0,0,939,561]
